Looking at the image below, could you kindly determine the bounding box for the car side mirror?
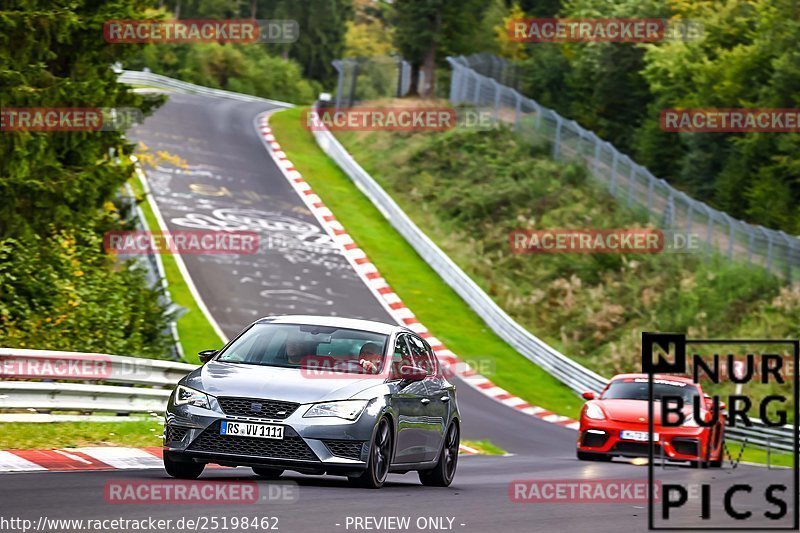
[581,391,595,400]
[198,349,217,364]
[400,365,427,382]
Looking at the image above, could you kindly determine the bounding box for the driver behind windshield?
[358,341,383,374]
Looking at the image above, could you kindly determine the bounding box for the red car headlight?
[585,403,606,420]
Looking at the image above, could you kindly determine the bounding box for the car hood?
[183,361,383,404]
[595,399,690,425]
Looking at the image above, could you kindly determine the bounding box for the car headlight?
[174,385,212,409]
[584,403,606,420]
[304,400,369,421]
[683,411,699,427]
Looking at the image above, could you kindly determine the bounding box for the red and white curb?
[0,447,164,473]
[0,445,480,472]
[257,113,580,434]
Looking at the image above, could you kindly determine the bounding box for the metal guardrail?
[0,349,196,414]
[0,382,171,414]
[117,70,293,107]
[310,101,797,452]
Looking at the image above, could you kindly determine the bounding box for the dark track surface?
[128,93,393,338]
[4,91,791,533]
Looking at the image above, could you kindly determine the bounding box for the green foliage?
[0,0,173,356]
[158,0,352,85]
[513,0,800,234]
[0,228,173,358]
[132,42,318,103]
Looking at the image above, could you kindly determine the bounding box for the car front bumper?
[577,419,713,461]
[164,400,381,475]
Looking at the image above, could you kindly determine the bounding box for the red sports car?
[576,373,725,467]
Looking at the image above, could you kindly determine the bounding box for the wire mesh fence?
[446,53,800,281]
[331,56,412,108]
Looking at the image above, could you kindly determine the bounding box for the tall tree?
[393,0,487,96]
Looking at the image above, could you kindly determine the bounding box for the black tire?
[252,467,284,479]
[576,451,612,462]
[163,452,204,479]
[349,417,393,489]
[419,422,460,487]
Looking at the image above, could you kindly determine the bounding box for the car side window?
[408,335,435,376]
[390,334,412,377]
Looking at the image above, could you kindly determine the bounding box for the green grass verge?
[128,175,225,363]
[0,420,163,449]
[462,439,508,455]
[269,107,581,419]
[726,441,794,468]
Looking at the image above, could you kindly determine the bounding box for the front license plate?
[220,421,284,440]
[620,430,659,441]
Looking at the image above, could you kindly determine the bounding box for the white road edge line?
[132,157,229,344]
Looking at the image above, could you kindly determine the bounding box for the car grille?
[672,438,701,456]
[217,397,299,420]
[613,442,662,457]
[581,432,608,448]
[323,440,366,460]
[187,421,317,461]
[164,425,189,442]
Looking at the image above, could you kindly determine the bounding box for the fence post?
[747,231,755,264]
[492,80,502,124]
[627,164,637,206]
[726,215,735,259]
[472,74,482,104]
[552,114,564,159]
[333,59,344,109]
[766,232,774,271]
[646,174,655,213]
[705,209,715,257]
[664,189,675,227]
[592,135,602,177]
[610,148,619,195]
[513,93,522,132]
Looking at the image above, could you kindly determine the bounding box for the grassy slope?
[270,107,581,418]
[0,420,163,449]
[128,174,225,363]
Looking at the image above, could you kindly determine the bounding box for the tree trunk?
[408,64,421,96]
[421,46,436,98]
[420,10,441,98]
[251,0,257,18]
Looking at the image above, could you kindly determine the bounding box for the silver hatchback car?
[163,315,460,488]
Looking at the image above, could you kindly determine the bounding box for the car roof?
[609,373,696,384]
[254,315,407,335]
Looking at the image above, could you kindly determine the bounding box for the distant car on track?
[163,315,460,488]
[576,373,725,467]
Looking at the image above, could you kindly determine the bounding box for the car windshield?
[214,323,388,374]
[601,378,700,403]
